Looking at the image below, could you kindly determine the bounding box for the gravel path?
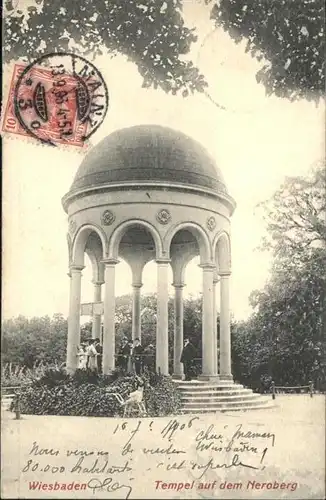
[1,395,325,499]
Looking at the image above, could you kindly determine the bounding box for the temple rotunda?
[62,125,236,381]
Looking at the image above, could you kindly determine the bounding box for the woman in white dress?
[77,343,87,370]
[86,339,98,372]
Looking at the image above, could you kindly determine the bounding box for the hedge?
[13,368,182,417]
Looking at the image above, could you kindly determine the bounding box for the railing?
[270,380,314,400]
[116,354,203,371]
[1,386,21,419]
[2,385,20,394]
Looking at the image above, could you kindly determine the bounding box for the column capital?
[70,265,85,273]
[198,263,216,270]
[92,280,104,286]
[219,271,231,277]
[101,258,119,266]
[132,282,143,289]
[172,282,185,289]
[156,258,171,265]
[213,277,220,285]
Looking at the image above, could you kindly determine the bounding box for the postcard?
[2,1,325,499]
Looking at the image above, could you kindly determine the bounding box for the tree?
[234,164,326,390]
[210,0,324,101]
[4,0,324,100]
[114,292,203,357]
[2,314,68,367]
[257,160,326,269]
[4,0,206,96]
[248,249,325,388]
[1,294,210,371]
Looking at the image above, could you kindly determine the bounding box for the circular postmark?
[13,52,109,147]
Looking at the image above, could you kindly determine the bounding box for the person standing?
[132,338,144,375]
[118,337,130,372]
[86,339,97,372]
[127,340,134,373]
[77,343,87,370]
[94,338,103,374]
[180,338,196,381]
[143,343,155,373]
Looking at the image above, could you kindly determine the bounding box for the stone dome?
[68,125,228,195]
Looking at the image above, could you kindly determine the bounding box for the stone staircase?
[175,379,273,413]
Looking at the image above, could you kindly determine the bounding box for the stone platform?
[175,379,274,413]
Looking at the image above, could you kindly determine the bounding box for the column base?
[172,373,184,380]
[103,369,115,376]
[198,374,220,382]
[219,374,234,382]
[156,369,170,377]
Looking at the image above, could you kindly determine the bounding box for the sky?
[2,0,324,321]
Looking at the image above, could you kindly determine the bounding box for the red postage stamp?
[2,53,109,147]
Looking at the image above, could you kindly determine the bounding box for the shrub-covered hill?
[13,368,182,418]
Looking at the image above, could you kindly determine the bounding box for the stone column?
[200,264,217,379]
[156,260,169,376]
[132,283,142,342]
[92,281,103,341]
[219,272,233,380]
[173,283,184,379]
[66,265,84,374]
[102,259,118,375]
[213,277,219,376]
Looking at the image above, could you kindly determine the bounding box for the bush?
[33,367,71,388]
[15,368,182,418]
[144,374,182,417]
[1,362,62,388]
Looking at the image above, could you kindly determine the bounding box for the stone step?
[180,388,257,395]
[181,403,273,413]
[177,384,245,391]
[177,380,241,386]
[178,388,253,396]
[181,394,263,403]
[182,397,270,408]
[182,399,269,409]
[175,379,273,414]
[177,379,235,383]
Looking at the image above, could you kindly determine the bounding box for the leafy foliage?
[257,161,326,266]
[3,162,325,396]
[2,314,96,368]
[143,371,182,416]
[15,367,181,417]
[232,164,326,391]
[1,361,52,388]
[1,295,205,375]
[4,0,323,100]
[4,0,206,96]
[210,0,325,101]
[2,314,68,367]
